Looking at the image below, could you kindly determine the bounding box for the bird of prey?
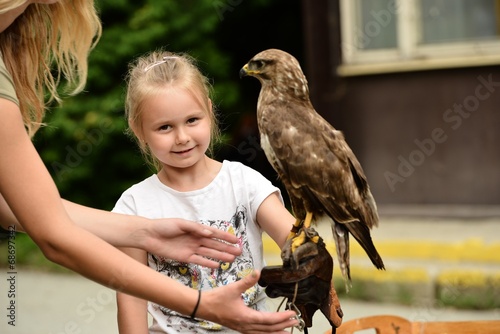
[240,49,385,284]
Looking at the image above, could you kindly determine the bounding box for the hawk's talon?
[291,230,307,253]
[288,212,316,253]
[290,226,320,253]
[287,218,303,240]
[282,226,323,269]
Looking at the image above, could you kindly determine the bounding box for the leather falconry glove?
[259,227,343,333]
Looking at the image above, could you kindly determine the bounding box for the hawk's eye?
[251,60,266,70]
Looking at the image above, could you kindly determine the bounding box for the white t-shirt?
[112,160,282,333]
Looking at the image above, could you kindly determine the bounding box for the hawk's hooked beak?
[239,64,258,78]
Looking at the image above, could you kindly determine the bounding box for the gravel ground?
[1,269,498,334]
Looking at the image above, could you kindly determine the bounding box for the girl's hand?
[141,218,242,268]
[199,270,299,333]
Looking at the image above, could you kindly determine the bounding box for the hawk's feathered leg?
[332,223,352,288]
[290,211,318,254]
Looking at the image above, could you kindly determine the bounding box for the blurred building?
[302,0,500,212]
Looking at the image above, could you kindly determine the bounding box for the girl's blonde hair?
[0,0,102,137]
[125,50,221,171]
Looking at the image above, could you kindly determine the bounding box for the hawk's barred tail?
[347,221,385,270]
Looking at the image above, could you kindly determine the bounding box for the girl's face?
[139,87,212,171]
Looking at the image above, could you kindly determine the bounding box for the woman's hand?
[141,218,242,268]
[198,270,299,333]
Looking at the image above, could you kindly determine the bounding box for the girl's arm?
[256,192,296,249]
[116,247,149,334]
[0,99,297,333]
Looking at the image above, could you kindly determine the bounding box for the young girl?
[114,51,297,333]
[0,1,297,332]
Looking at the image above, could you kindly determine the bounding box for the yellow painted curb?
[262,235,500,263]
[437,270,500,287]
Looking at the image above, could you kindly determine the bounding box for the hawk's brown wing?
[259,100,384,275]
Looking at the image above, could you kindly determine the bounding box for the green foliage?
[34,0,302,210]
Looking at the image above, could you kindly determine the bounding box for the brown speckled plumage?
[241,49,385,282]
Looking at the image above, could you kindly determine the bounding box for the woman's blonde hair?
[125,50,221,172]
[0,0,102,137]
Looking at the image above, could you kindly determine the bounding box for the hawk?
[240,49,385,284]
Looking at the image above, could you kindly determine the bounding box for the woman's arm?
[116,247,149,334]
[0,187,241,268]
[0,193,241,267]
[0,99,297,333]
[62,200,241,268]
[256,192,296,249]
[0,191,23,232]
